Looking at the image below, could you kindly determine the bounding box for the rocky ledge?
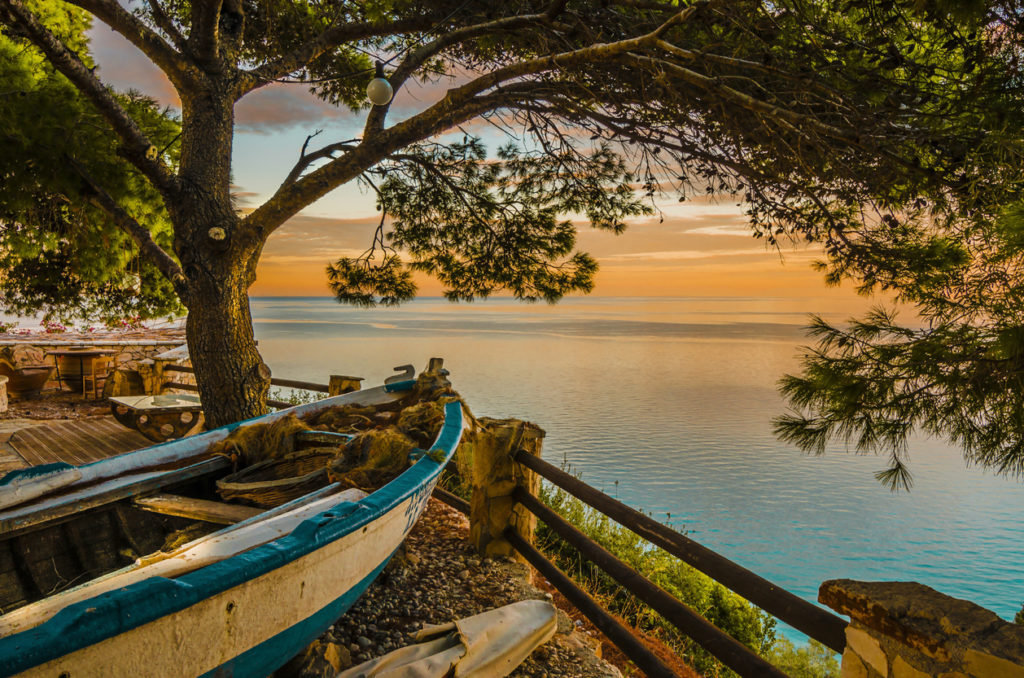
[279,499,622,678]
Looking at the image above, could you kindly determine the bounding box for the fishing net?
[207,414,312,467]
[327,428,416,492]
[396,401,446,448]
[210,371,456,502]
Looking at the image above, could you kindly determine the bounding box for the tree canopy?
[770,4,1024,489]
[1,0,1020,427]
[0,0,183,324]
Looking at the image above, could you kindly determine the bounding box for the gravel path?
[278,499,622,677]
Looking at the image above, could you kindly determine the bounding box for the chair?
[82,355,114,399]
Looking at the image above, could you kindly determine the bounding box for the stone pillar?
[328,375,364,396]
[136,359,159,394]
[820,579,1024,678]
[0,375,7,414]
[467,418,545,562]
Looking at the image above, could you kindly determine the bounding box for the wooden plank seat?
[0,456,229,538]
[133,493,262,525]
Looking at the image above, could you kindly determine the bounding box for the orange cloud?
[250,207,873,315]
[235,83,354,132]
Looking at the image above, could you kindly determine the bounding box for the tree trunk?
[184,270,269,428]
[174,84,271,428]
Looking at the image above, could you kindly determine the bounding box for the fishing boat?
[0,360,464,677]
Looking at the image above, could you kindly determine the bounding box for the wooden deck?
[8,417,151,466]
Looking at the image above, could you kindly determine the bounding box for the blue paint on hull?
[0,399,463,677]
[199,553,393,678]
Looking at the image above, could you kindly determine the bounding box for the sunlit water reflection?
[251,296,1024,638]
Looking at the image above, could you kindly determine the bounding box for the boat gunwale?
[0,395,463,675]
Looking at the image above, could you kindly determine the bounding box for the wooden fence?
[432,438,849,678]
[161,364,362,409]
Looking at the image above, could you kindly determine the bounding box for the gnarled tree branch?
[240,14,440,94]
[190,0,222,65]
[248,6,699,236]
[144,0,187,53]
[363,10,556,137]
[0,0,181,202]
[66,156,188,298]
[64,0,196,88]
[280,134,359,188]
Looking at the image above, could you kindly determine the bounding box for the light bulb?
[367,61,394,106]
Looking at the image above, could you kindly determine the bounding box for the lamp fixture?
[366,61,394,106]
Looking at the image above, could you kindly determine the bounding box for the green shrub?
[767,637,839,677]
[268,387,329,407]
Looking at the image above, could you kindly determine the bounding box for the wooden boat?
[0,362,463,677]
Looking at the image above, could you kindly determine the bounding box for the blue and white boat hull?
[0,396,463,677]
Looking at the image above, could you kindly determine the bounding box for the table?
[47,348,117,395]
[109,393,204,442]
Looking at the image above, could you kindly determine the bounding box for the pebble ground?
[278,499,622,677]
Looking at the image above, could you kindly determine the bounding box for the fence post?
[328,375,363,396]
[468,418,545,562]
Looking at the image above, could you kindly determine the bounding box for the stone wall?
[3,341,185,372]
[0,336,187,397]
[0,334,186,372]
[820,579,1024,678]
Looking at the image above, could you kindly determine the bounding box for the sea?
[249,295,1024,641]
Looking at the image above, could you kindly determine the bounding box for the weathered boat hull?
[0,395,462,677]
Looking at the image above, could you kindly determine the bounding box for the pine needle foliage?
[778,205,1024,488]
[0,1,183,323]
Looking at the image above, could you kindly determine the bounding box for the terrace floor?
[3,416,150,468]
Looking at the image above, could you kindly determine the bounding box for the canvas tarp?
[338,599,557,678]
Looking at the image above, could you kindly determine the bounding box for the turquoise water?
[250,296,1024,637]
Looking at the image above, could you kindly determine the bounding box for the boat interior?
[0,461,237,615]
[0,384,448,623]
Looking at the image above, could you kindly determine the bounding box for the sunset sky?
[89,23,872,312]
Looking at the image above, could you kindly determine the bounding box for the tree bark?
[174,81,271,428]
[184,270,269,428]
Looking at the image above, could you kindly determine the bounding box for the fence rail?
[432,486,470,514]
[504,528,680,678]
[514,487,789,677]
[163,364,332,395]
[514,450,848,654]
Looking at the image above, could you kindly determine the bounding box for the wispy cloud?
[235,84,356,133]
[685,223,754,237]
[601,249,772,262]
[89,25,180,108]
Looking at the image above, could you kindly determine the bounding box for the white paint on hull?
[0,488,368,637]
[15,491,428,677]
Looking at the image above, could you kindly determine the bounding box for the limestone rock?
[820,579,1024,673]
